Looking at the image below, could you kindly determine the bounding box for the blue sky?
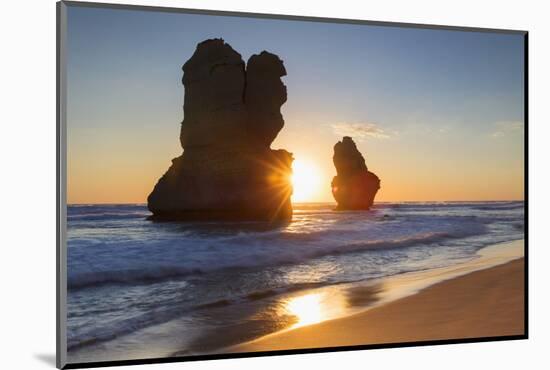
[66,5,525,203]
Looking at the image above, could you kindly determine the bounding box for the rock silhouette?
[148,39,293,221]
[331,136,380,210]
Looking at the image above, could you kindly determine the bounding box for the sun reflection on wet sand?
[286,293,324,328]
[281,287,370,330]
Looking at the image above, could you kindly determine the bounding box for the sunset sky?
[66,5,525,204]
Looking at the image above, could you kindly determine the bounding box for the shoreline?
[67,238,525,364]
[227,239,525,353]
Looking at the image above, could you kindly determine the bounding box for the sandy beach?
[231,243,525,353]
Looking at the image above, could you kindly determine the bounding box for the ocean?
[66,201,524,363]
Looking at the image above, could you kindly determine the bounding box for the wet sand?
[230,245,525,353]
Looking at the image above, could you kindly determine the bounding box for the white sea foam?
[66,209,496,289]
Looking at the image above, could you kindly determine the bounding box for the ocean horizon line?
[66,199,525,206]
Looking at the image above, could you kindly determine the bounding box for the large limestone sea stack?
[331,137,380,210]
[148,39,293,221]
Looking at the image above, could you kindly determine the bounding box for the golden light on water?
[286,293,324,328]
[291,159,321,202]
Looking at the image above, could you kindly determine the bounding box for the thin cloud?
[491,121,524,138]
[331,122,392,140]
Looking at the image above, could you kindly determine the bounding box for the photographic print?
[57,1,527,368]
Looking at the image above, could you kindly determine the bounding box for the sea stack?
[148,39,293,221]
[331,136,380,210]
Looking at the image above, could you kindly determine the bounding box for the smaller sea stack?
[331,136,380,210]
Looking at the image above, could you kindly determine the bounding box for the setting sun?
[291,159,321,202]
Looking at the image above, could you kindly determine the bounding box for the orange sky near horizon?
[66,114,525,204]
